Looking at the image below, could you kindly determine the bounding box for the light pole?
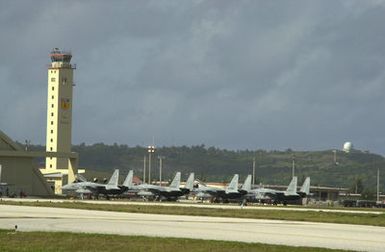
[377,168,380,203]
[158,156,165,187]
[147,145,156,184]
[143,156,146,184]
[252,157,256,187]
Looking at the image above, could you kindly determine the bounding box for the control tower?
[45,48,76,172]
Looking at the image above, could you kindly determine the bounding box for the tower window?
[51,78,56,82]
[51,104,54,108]
[50,164,52,168]
[51,130,53,134]
[50,147,53,151]
[50,138,53,142]
[51,112,54,117]
[51,95,54,99]
[51,121,53,125]
[52,87,54,91]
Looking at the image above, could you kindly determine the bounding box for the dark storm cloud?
[1,0,385,153]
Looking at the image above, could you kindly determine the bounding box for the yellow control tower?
[40,48,81,193]
[46,48,75,170]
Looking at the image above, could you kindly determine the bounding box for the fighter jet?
[194,174,250,203]
[140,172,195,201]
[122,170,194,201]
[62,169,121,199]
[249,176,311,205]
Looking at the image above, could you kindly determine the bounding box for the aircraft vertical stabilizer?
[226,174,239,192]
[241,175,252,192]
[169,172,181,189]
[123,170,133,188]
[106,169,120,190]
[285,176,297,195]
[299,177,310,196]
[185,173,195,190]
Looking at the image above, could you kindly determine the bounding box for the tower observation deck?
[49,48,76,69]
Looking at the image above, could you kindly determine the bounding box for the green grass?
[1,200,385,227]
[0,229,350,252]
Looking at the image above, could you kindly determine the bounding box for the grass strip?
[1,200,385,227]
[0,229,350,252]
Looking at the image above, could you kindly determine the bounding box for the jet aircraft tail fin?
[241,175,252,192]
[106,169,120,190]
[227,174,239,191]
[285,176,297,195]
[169,172,181,189]
[184,173,195,191]
[123,170,133,188]
[299,177,310,197]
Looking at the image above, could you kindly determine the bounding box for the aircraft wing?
[105,185,120,190]
[252,188,279,197]
[75,188,93,194]
[194,185,220,194]
[137,190,155,197]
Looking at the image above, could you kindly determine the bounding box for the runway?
[0,205,384,251]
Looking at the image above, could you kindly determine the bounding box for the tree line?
[27,143,385,195]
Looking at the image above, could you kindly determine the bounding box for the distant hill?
[28,143,385,191]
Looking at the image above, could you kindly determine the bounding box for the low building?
[0,130,78,196]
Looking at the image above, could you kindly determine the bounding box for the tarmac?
[3,197,385,215]
[0,204,385,251]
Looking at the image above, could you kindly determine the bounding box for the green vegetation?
[29,143,385,190]
[0,229,350,252]
[2,201,385,227]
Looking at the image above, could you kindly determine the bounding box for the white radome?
[343,142,353,153]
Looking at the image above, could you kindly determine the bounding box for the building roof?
[0,130,22,151]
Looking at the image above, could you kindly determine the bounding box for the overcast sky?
[1,0,385,153]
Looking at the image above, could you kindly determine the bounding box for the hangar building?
[0,130,53,196]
